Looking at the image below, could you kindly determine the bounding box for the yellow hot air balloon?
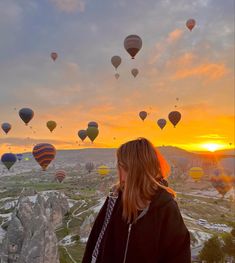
[189,167,204,181]
[97,165,110,176]
[47,121,57,132]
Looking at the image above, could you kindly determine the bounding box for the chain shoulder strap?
[91,190,118,263]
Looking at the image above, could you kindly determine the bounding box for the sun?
[202,143,220,152]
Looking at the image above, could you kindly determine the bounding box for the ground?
[0,165,234,262]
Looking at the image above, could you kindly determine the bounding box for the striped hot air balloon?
[33,143,56,171]
[55,170,66,183]
[124,35,142,59]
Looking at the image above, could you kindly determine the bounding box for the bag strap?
[91,193,118,263]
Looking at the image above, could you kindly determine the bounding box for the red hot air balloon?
[33,143,56,171]
[51,52,58,61]
[55,170,66,183]
[124,35,142,59]
[186,19,196,31]
[168,111,181,127]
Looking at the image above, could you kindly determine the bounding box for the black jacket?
[82,188,191,263]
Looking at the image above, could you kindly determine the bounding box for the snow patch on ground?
[190,229,212,247]
[80,237,88,243]
[92,197,106,213]
[68,199,78,208]
[59,234,77,246]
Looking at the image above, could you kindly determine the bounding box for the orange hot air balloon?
[186,19,196,31]
[51,52,58,61]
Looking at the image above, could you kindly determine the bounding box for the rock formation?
[0,190,69,263]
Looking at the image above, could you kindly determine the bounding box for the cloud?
[50,0,85,13]
[196,134,226,139]
[0,137,73,147]
[149,29,183,65]
[166,29,183,43]
[173,63,228,80]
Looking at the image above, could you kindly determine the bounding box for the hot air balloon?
[1,153,17,170]
[97,165,110,176]
[86,162,94,173]
[55,170,66,183]
[186,19,196,31]
[157,119,167,130]
[210,175,232,197]
[87,127,99,143]
[139,111,147,121]
[19,108,34,126]
[124,35,142,59]
[88,121,98,128]
[115,73,120,79]
[168,111,181,127]
[16,154,23,162]
[33,143,56,171]
[78,130,87,141]
[111,56,121,70]
[1,123,12,134]
[51,52,58,61]
[131,68,139,78]
[189,167,204,181]
[47,121,57,132]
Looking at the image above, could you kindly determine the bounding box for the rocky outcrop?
[0,191,69,263]
[80,214,95,242]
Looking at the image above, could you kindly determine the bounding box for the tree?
[199,235,224,263]
[222,232,235,260]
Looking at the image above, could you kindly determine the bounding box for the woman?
[82,138,191,263]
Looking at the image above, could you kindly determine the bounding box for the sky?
[0,0,234,154]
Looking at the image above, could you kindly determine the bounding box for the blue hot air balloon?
[1,153,17,170]
[1,123,12,134]
[16,154,23,162]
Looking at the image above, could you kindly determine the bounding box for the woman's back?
[82,138,191,263]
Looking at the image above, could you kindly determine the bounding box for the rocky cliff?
[0,190,69,263]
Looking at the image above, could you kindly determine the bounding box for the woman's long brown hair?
[116,138,175,223]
